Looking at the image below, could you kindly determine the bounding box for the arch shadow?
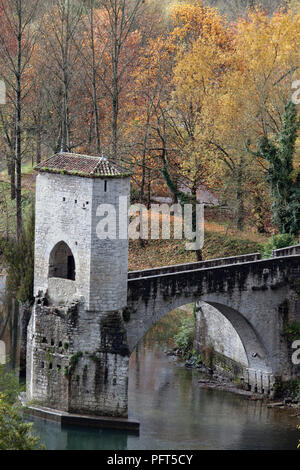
[203,302,270,372]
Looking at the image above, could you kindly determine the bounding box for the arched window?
[49,241,76,281]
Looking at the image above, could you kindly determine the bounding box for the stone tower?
[26,153,131,417]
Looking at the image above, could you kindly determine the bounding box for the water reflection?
[128,342,299,451]
[31,419,132,451]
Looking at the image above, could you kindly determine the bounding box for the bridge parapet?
[128,253,262,280]
[272,244,300,258]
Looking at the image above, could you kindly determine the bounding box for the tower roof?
[35,153,131,179]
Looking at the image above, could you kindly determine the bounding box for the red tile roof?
[35,153,131,178]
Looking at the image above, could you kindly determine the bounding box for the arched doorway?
[48,242,76,281]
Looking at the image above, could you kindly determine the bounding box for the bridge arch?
[48,241,76,281]
[126,297,270,374]
[126,280,272,388]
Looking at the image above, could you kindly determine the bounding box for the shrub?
[284,322,300,343]
[260,233,297,259]
[0,365,43,450]
[0,365,23,404]
[0,209,35,304]
[274,379,300,400]
[174,316,195,359]
[130,186,141,204]
[0,395,42,450]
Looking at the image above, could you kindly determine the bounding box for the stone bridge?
[125,247,300,394]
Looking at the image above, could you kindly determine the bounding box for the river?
[1,303,299,450]
[30,324,299,450]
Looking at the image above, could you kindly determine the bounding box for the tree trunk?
[90,2,101,155]
[140,110,151,204]
[36,117,42,164]
[16,16,23,241]
[192,184,202,262]
[9,114,16,200]
[9,155,16,201]
[147,168,151,210]
[236,159,245,232]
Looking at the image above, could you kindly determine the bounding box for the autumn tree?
[128,35,175,203]
[204,0,285,19]
[34,0,84,153]
[93,0,145,160]
[0,0,41,239]
[127,2,233,258]
[168,1,233,193]
[82,0,103,155]
[208,5,300,230]
[0,1,17,200]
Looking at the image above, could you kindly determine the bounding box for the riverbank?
[166,349,300,417]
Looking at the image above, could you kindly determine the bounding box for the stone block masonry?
[34,171,130,312]
[27,295,130,417]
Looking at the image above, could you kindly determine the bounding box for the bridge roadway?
[128,244,300,280]
[128,252,262,280]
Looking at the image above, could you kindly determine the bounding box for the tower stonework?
[26,153,131,417]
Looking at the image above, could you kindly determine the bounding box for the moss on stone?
[35,167,131,179]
